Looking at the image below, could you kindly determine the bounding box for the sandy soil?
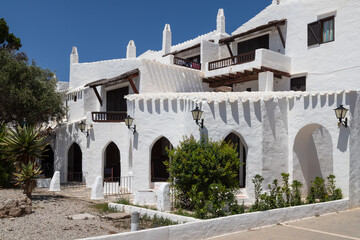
[0,188,130,240]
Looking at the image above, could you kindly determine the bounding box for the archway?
[41,145,54,178]
[67,143,82,182]
[104,142,121,181]
[224,132,247,188]
[151,137,173,182]
[293,124,333,193]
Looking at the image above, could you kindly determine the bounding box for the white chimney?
[126,40,136,59]
[162,24,172,55]
[70,46,79,64]
[217,9,225,34]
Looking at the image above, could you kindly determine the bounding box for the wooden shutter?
[308,21,321,46]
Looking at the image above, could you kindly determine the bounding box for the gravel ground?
[0,188,130,240]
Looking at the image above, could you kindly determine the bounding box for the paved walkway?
[209,208,360,240]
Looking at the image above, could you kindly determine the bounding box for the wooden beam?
[209,74,258,88]
[127,77,139,94]
[226,43,234,58]
[276,25,286,48]
[244,70,252,75]
[91,86,102,106]
[228,73,237,78]
[261,66,291,77]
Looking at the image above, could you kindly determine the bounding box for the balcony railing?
[92,111,127,122]
[208,51,255,71]
[174,57,201,70]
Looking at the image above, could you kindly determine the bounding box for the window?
[308,16,334,46]
[290,76,306,91]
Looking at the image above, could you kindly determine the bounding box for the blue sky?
[1,0,270,82]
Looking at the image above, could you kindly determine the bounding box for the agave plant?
[13,161,43,198]
[0,125,48,168]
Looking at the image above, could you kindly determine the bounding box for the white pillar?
[70,46,79,64]
[126,40,136,59]
[258,71,274,91]
[162,24,171,55]
[217,9,225,34]
[91,176,104,200]
[49,171,61,191]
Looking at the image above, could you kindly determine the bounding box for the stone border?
[108,203,200,223]
[80,199,349,240]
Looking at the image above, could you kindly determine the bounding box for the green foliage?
[140,214,178,228]
[327,175,343,201]
[166,136,242,219]
[92,203,117,213]
[290,180,303,206]
[0,125,48,167]
[0,18,21,51]
[281,173,291,206]
[0,124,14,187]
[13,161,42,198]
[0,50,65,125]
[116,197,131,205]
[307,177,327,203]
[250,174,264,211]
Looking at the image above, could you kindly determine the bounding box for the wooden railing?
[174,57,201,70]
[91,111,127,122]
[208,51,255,71]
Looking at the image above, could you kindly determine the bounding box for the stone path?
[209,208,360,240]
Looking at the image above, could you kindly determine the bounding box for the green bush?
[307,177,327,203]
[0,124,14,188]
[166,136,242,219]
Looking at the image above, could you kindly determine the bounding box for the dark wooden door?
[106,87,128,112]
[237,34,269,55]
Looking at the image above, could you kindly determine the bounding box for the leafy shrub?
[327,175,343,200]
[307,177,327,203]
[166,136,242,219]
[0,124,14,188]
[290,180,303,206]
[13,161,42,198]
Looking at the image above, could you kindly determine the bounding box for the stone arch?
[41,145,54,178]
[150,136,173,182]
[224,131,248,188]
[103,142,121,181]
[293,124,333,193]
[67,142,82,182]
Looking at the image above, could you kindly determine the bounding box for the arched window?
[151,137,173,182]
[67,143,82,182]
[104,142,121,181]
[224,133,247,188]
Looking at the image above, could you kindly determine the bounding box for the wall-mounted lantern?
[78,121,92,137]
[334,105,348,128]
[125,115,136,134]
[191,106,204,129]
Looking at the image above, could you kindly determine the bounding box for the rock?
[24,205,32,214]
[8,208,22,217]
[103,212,131,220]
[3,199,17,209]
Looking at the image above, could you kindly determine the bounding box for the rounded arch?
[67,142,82,182]
[224,131,248,188]
[41,145,54,178]
[150,136,173,182]
[293,124,333,193]
[103,141,121,181]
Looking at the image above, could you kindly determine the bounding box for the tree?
[0,50,65,125]
[166,136,242,218]
[0,124,14,187]
[0,18,22,51]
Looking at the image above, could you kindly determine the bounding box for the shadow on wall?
[293,124,333,193]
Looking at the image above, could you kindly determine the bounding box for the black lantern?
[78,121,90,137]
[191,106,204,129]
[334,105,348,128]
[125,115,136,134]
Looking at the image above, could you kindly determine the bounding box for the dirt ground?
[0,187,132,240]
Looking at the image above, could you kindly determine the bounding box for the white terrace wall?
[126,91,358,201]
[232,0,360,91]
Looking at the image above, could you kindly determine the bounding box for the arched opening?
[41,145,54,178]
[293,124,333,193]
[224,132,247,188]
[151,137,173,182]
[67,143,82,182]
[104,142,121,181]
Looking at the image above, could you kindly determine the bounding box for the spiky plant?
[0,125,48,168]
[13,161,42,198]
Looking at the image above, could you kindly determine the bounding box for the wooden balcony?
[91,111,127,122]
[208,51,255,71]
[174,57,201,70]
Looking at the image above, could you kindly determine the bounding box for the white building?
[50,0,360,207]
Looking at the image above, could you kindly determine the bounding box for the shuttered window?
[308,16,334,46]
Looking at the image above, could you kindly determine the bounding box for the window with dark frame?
[290,76,306,91]
[308,16,335,46]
